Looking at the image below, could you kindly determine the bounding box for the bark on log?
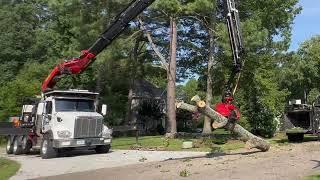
[177,96,270,152]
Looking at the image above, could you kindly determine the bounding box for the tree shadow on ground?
[163,149,261,162]
[21,149,116,158]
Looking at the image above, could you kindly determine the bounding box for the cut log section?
[176,95,270,152]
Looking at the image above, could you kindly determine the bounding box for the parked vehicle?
[1,90,112,159]
[283,98,320,142]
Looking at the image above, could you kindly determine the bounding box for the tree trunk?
[125,38,140,124]
[177,95,270,152]
[166,17,177,138]
[125,82,134,124]
[95,70,102,93]
[203,30,215,134]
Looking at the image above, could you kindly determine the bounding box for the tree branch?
[181,15,217,34]
[138,18,169,71]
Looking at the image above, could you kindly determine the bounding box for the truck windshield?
[55,99,95,112]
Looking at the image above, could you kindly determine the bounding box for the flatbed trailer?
[0,128,31,136]
[0,122,32,136]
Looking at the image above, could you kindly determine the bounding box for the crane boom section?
[225,0,244,73]
[88,0,156,55]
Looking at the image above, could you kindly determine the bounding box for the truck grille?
[74,116,103,138]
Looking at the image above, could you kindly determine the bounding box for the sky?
[289,0,320,51]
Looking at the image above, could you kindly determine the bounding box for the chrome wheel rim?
[22,137,27,150]
[13,139,18,152]
[6,138,11,151]
[42,140,48,155]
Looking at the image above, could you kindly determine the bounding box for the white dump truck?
[1,89,112,159]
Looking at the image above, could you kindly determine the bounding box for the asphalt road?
[0,149,207,180]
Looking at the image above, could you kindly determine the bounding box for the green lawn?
[0,158,20,180]
[112,136,245,152]
[306,174,320,180]
[268,133,290,145]
[112,130,244,152]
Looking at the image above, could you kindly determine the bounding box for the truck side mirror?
[101,104,107,116]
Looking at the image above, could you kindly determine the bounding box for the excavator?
[41,0,244,122]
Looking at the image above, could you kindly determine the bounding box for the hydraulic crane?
[41,0,156,92]
[41,0,244,121]
[214,0,244,121]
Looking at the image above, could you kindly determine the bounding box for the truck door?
[42,101,53,132]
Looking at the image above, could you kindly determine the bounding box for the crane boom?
[224,0,244,92]
[88,0,155,55]
[226,0,244,72]
[41,0,155,92]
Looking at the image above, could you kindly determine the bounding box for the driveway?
[1,149,207,180]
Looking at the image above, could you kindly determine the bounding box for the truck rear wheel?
[13,136,23,155]
[6,136,13,154]
[95,145,110,154]
[40,134,57,159]
[21,136,31,154]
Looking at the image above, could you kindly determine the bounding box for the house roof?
[132,79,165,99]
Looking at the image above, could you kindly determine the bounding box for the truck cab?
[5,89,112,159]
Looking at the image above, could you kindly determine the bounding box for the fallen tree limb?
[177,95,270,152]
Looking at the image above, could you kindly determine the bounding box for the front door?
[42,101,52,132]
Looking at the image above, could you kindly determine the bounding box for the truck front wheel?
[6,136,13,154]
[40,134,57,159]
[95,145,110,154]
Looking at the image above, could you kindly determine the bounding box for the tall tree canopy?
[0,0,311,138]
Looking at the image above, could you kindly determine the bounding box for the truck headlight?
[57,130,72,138]
[102,126,112,138]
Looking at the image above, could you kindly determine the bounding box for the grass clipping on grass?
[0,157,20,180]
